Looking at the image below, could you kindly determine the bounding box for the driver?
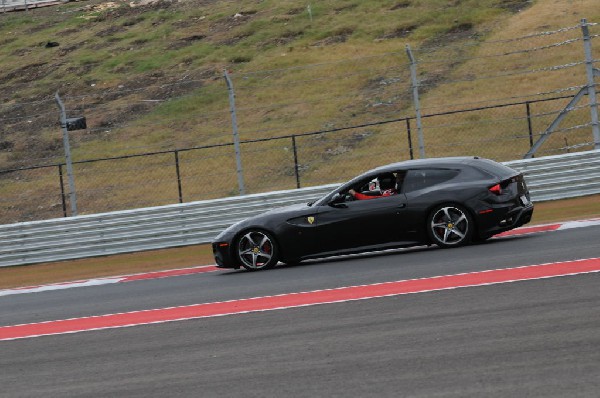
[349,173,398,200]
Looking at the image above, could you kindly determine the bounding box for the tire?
[235,230,279,271]
[427,204,473,248]
[282,259,301,267]
[471,234,490,244]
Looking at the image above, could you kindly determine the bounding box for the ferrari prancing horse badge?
[307,216,315,225]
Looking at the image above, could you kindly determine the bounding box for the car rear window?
[402,169,459,193]
[469,158,518,179]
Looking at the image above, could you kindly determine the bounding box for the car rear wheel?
[236,230,279,271]
[427,204,473,248]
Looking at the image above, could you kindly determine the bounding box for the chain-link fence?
[1,20,598,223]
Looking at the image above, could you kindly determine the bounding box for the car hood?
[213,202,313,241]
[259,202,312,217]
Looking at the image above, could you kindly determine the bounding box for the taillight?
[489,184,502,195]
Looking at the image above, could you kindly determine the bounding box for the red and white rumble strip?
[1,257,600,341]
[496,218,600,237]
[1,218,599,298]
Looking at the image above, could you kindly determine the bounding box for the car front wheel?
[427,204,473,248]
[236,230,279,271]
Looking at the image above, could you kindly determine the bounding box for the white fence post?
[224,70,246,195]
[406,45,425,159]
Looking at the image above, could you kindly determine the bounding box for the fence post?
[58,164,67,217]
[406,45,425,158]
[54,92,78,216]
[174,150,183,203]
[223,70,246,195]
[581,19,600,150]
[291,135,301,189]
[525,101,534,151]
[405,118,414,160]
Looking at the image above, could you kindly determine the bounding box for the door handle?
[398,203,406,209]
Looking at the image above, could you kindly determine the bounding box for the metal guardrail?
[0,0,67,12]
[505,150,600,201]
[0,184,338,267]
[0,151,599,268]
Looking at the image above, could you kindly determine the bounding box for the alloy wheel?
[237,231,277,270]
[430,206,471,246]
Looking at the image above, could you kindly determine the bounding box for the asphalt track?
[1,225,600,397]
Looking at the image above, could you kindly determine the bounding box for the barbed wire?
[425,135,532,150]
[177,152,238,166]
[61,79,223,102]
[1,82,592,171]
[93,122,231,136]
[423,123,592,151]
[2,88,590,171]
[234,90,407,114]
[74,155,236,179]
[1,17,597,194]
[539,141,594,155]
[416,37,581,65]
[65,101,232,120]
[0,79,223,110]
[426,103,589,130]
[537,122,593,136]
[413,24,586,56]
[483,24,581,44]
[0,131,235,167]
[241,116,414,144]
[80,136,235,155]
[80,117,232,136]
[235,64,410,89]
[74,178,181,195]
[290,129,407,151]
[236,120,335,137]
[418,61,585,88]
[419,85,586,112]
[237,107,410,136]
[1,121,406,171]
[12,52,589,117]
[419,111,583,132]
[79,134,233,154]
[237,114,409,136]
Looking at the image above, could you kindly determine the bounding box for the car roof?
[369,157,476,173]
[364,156,518,179]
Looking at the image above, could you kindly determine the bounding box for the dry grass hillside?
[0,0,599,222]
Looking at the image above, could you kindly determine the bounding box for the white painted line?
[558,218,600,230]
[0,277,124,297]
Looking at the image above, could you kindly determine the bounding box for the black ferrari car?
[212,157,534,271]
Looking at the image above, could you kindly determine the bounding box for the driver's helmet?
[378,173,396,191]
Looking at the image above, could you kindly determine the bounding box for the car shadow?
[216,233,536,275]
[282,245,436,269]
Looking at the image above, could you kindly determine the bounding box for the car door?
[313,193,409,254]
[399,168,463,238]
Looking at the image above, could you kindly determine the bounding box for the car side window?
[402,169,459,193]
[345,172,407,201]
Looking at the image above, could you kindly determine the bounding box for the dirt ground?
[1,194,599,289]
